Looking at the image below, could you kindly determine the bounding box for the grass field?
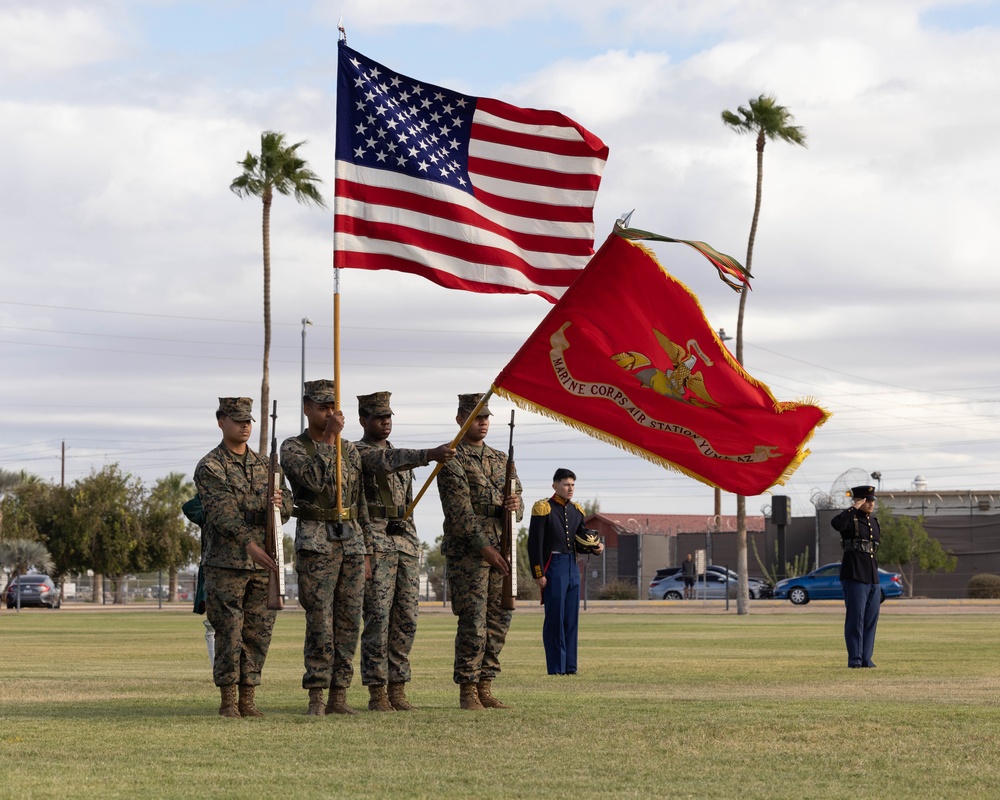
[1,605,998,799]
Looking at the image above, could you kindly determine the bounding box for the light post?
[300,317,312,432]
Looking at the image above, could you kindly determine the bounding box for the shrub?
[598,579,639,600]
[967,574,1000,599]
[517,579,540,601]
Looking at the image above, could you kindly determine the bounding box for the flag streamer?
[614,219,752,293]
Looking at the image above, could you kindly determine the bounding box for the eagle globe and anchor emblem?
[611,329,720,408]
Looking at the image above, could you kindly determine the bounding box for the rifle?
[265,400,285,611]
[500,410,517,610]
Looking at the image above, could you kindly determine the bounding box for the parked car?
[4,574,62,609]
[648,570,770,600]
[648,566,772,599]
[653,566,681,580]
[704,566,774,598]
[772,563,904,605]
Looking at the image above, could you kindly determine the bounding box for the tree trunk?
[736,495,748,614]
[169,566,179,603]
[258,192,272,455]
[734,132,767,616]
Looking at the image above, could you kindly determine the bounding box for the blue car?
[773,562,904,605]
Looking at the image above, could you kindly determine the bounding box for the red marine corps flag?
[493,226,829,496]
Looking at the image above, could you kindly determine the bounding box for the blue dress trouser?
[841,579,880,667]
[542,553,580,674]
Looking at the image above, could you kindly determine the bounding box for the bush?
[967,574,1000,599]
[598,580,639,600]
[517,578,540,601]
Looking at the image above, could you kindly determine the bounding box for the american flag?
[333,41,609,302]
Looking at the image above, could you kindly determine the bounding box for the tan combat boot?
[459,682,485,710]
[238,684,264,717]
[218,684,241,718]
[307,688,326,716]
[325,687,358,715]
[477,678,509,709]
[388,681,416,711]
[367,684,395,712]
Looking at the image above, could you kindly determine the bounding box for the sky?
[3,0,1000,545]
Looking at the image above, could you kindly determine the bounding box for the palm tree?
[721,94,806,614]
[231,131,326,453]
[0,468,21,495]
[0,468,22,534]
[143,472,198,602]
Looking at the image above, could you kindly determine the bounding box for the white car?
[648,569,770,600]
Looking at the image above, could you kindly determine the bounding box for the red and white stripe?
[335,98,608,302]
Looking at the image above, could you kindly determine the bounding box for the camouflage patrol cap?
[303,379,336,404]
[217,397,254,422]
[457,392,492,417]
[358,391,393,417]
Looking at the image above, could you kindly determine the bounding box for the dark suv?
[4,575,61,609]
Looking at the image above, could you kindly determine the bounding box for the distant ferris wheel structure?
[811,467,870,509]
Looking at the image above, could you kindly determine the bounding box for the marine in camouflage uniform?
[355,391,455,712]
[194,397,292,718]
[437,393,522,710]
[280,379,373,716]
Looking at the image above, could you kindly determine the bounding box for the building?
[790,477,1000,598]
[584,512,767,596]
[878,478,999,518]
[574,476,1000,599]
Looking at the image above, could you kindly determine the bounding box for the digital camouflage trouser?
[361,550,420,685]
[446,553,512,684]
[296,546,365,690]
[204,565,275,688]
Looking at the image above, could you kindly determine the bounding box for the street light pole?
[300,317,312,432]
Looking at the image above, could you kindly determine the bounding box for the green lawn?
[1,607,997,799]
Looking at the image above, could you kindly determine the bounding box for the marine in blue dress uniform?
[527,468,603,675]
[831,485,881,668]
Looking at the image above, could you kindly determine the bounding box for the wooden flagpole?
[334,20,347,520]
[404,386,495,519]
[333,266,344,518]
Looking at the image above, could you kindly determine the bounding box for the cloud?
[2,0,999,531]
[498,50,672,126]
[0,5,125,79]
